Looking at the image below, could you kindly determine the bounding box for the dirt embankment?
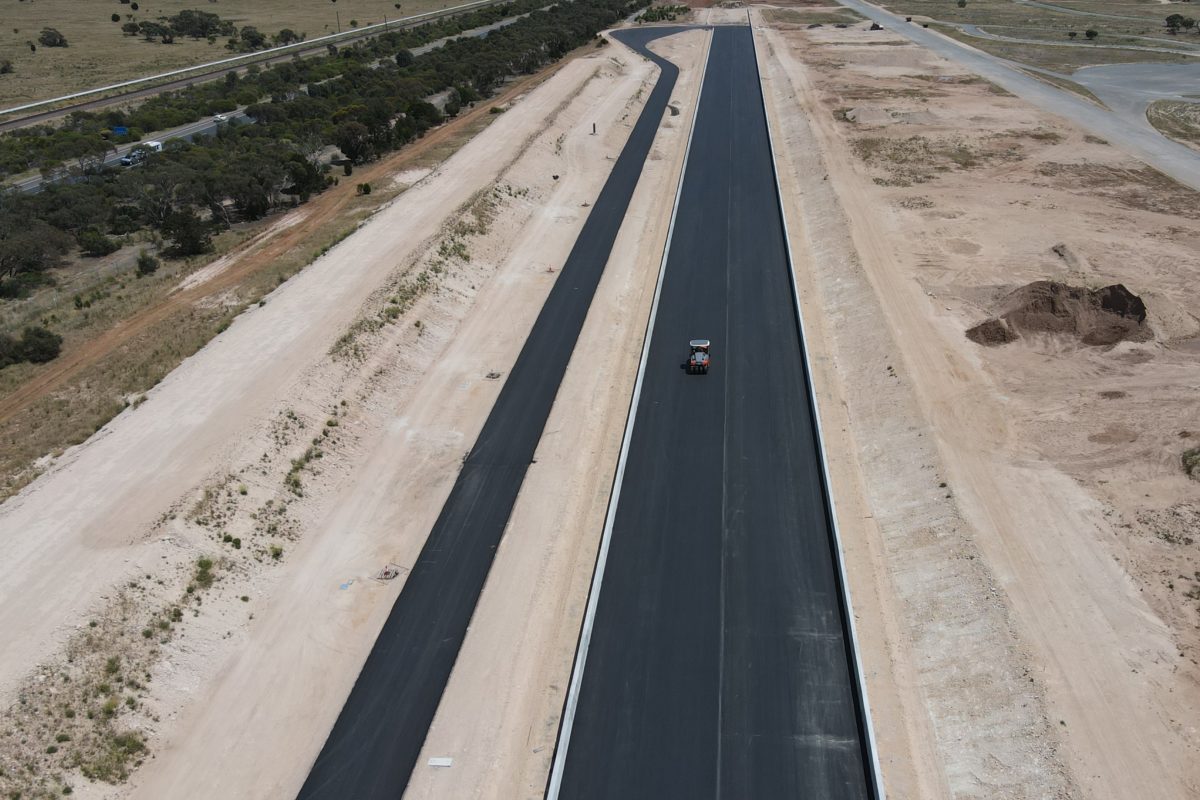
[758,13,1200,800]
[0,46,658,800]
[967,280,1151,347]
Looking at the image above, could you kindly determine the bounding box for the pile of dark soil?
[965,317,1018,346]
[966,281,1151,347]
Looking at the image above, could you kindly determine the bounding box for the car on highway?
[119,140,163,167]
[213,113,229,123]
[687,339,711,374]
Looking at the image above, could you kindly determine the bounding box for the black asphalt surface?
[554,26,877,799]
[296,25,691,800]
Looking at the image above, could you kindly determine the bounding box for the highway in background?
[7,14,528,195]
[550,24,879,799]
[0,0,509,132]
[296,25,691,800]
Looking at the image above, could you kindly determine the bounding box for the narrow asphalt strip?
[543,24,711,800]
[296,24,691,800]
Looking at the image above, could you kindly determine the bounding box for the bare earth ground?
[756,10,1199,799]
[5,8,1199,800]
[0,41,661,798]
[0,63,582,503]
[0,0,458,108]
[403,29,710,800]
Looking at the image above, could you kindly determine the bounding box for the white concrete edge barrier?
[543,27,713,800]
[1,0,500,117]
[747,11,887,798]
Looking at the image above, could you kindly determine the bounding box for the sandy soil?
[756,11,1199,799]
[0,42,662,799]
[401,28,711,800]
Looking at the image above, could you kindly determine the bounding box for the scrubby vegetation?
[0,326,62,368]
[0,0,649,363]
[638,4,689,23]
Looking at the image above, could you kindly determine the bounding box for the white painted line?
[544,28,713,800]
[748,15,887,799]
[0,0,500,117]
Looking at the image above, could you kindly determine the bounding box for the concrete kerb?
[747,12,887,798]
[543,25,712,800]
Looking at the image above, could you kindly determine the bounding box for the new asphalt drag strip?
[549,25,878,799]
[297,25,693,800]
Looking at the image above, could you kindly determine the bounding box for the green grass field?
[0,0,463,108]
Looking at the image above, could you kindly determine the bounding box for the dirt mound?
[966,317,1018,346]
[967,281,1151,347]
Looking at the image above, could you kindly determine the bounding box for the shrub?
[135,249,159,276]
[1085,28,1098,38]
[195,557,215,588]
[38,28,68,47]
[112,13,121,23]
[1183,447,1200,479]
[163,209,212,256]
[19,326,63,364]
[78,228,119,257]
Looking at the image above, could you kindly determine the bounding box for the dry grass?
[885,0,1166,31]
[331,183,502,359]
[851,132,1022,185]
[1033,162,1200,217]
[0,0,459,108]
[761,7,865,25]
[931,23,1198,72]
[0,574,211,797]
[0,394,349,794]
[1146,99,1200,151]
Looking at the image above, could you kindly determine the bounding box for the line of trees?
[0,0,557,179]
[0,0,649,311]
[115,9,280,49]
